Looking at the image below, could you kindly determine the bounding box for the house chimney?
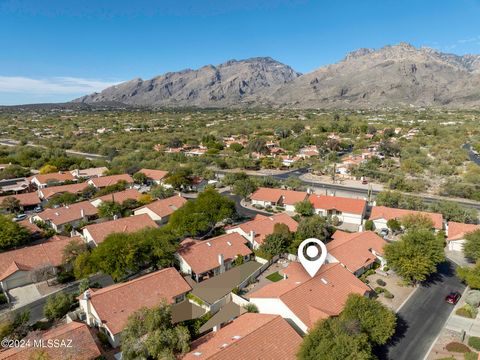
[218,254,224,266]
[83,290,91,300]
[249,230,255,242]
[213,324,221,332]
[113,214,118,220]
[80,208,85,218]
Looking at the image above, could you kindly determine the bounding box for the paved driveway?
[9,284,42,308]
[380,261,466,360]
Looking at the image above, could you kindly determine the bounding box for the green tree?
[463,230,480,262]
[46,192,78,208]
[133,171,148,184]
[259,223,293,257]
[150,185,175,199]
[97,201,123,219]
[298,317,373,360]
[291,216,332,252]
[401,213,434,231]
[121,302,190,360]
[384,229,445,284]
[429,200,478,223]
[43,292,74,321]
[0,196,21,213]
[168,189,235,237]
[232,177,257,200]
[457,263,480,289]
[341,294,396,345]
[364,220,374,231]
[295,200,315,217]
[247,137,268,154]
[0,215,30,251]
[39,164,58,174]
[386,219,401,232]
[62,239,87,265]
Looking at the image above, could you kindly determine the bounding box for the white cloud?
[0,76,120,94]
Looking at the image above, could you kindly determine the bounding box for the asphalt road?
[223,192,266,218]
[381,261,465,360]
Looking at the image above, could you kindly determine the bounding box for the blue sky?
[1,0,480,104]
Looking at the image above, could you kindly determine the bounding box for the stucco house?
[370,206,444,231]
[309,194,367,226]
[250,187,309,212]
[446,221,480,251]
[133,195,186,223]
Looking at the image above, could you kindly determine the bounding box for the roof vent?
[320,278,328,285]
[227,241,232,246]
[206,242,211,247]
[220,343,228,348]
[54,212,59,216]
[193,352,202,357]
[232,335,241,340]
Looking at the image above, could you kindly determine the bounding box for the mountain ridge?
[74,44,480,109]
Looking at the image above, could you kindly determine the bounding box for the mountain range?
[74,43,480,109]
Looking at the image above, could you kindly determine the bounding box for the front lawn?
[266,272,283,282]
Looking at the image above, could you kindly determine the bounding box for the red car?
[445,291,461,304]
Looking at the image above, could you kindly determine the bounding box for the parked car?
[34,205,43,213]
[379,228,389,237]
[13,214,27,222]
[445,291,461,304]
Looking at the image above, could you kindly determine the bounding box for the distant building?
[309,194,367,226]
[250,187,309,212]
[30,172,76,189]
[133,195,186,223]
[370,206,443,231]
[446,221,480,251]
[33,201,98,233]
[87,174,133,189]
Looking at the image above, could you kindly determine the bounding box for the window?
[174,294,185,303]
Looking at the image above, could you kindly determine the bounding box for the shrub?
[445,341,471,353]
[456,304,478,319]
[465,352,479,360]
[466,290,480,308]
[375,287,385,294]
[0,293,7,305]
[44,293,75,321]
[376,279,387,286]
[384,290,394,299]
[243,303,258,313]
[364,220,374,231]
[56,270,75,284]
[97,331,111,348]
[186,293,205,306]
[468,336,480,351]
[383,266,390,272]
[331,215,340,226]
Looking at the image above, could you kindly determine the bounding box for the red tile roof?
[327,231,386,273]
[82,214,158,245]
[178,233,252,274]
[184,313,302,360]
[93,188,142,204]
[30,172,75,185]
[370,206,443,229]
[0,236,81,281]
[139,168,169,181]
[39,182,89,199]
[37,201,98,227]
[88,174,133,188]
[86,268,191,335]
[447,221,480,241]
[0,321,102,360]
[134,196,187,218]
[309,195,366,215]
[18,219,42,233]
[248,262,370,329]
[250,187,309,205]
[0,192,41,207]
[231,213,298,246]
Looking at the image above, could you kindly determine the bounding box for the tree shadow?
[374,315,409,360]
[420,261,455,288]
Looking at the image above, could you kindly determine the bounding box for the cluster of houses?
[1,168,479,359]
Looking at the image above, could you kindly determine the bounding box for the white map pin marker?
[298,238,327,277]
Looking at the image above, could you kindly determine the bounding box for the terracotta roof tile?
[86,268,191,335]
[0,237,81,281]
[92,188,142,204]
[370,206,443,229]
[250,187,309,205]
[30,172,76,185]
[82,214,157,245]
[248,262,370,329]
[139,168,169,181]
[88,174,133,188]
[184,313,302,360]
[178,233,252,274]
[37,201,98,227]
[231,213,298,245]
[0,192,41,207]
[309,195,366,215]
[0,321,102,360]
[327,231,386,273]
[135,196,186,218]
[447,221,480,241]
[39,182,89,199]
